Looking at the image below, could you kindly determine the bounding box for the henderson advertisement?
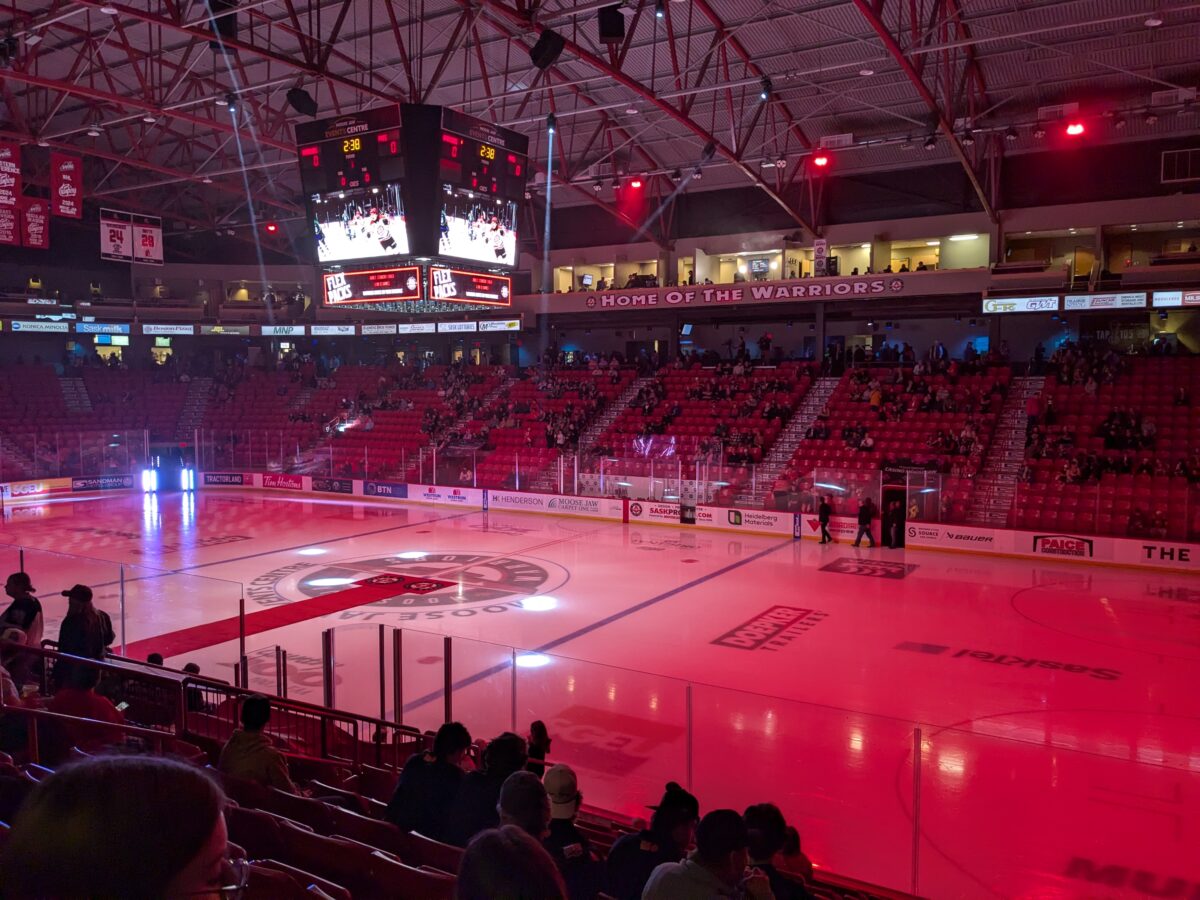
[487,491,625,520]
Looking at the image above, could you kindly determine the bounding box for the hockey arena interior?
[0,1,1197,898]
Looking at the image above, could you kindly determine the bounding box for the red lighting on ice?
[812,154,830,167]
[1065,122,1085,137]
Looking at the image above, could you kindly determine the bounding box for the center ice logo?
[252,551,570,622]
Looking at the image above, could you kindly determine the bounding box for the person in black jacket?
[54,584,114,688]
[445,731,528,847]
[744,803,815,900]
[543,764,601,900]
[853,496,876,548]
[385,721,472,842]
[817,496,833,544]
[604,781,699,900]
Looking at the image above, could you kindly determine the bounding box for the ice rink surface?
[2,490,1196,898]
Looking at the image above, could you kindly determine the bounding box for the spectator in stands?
[457,825,568,900]
[1,572,43,652]
[817,495,834,544]
[1176,386,1190,407]
[853,497,876,548]
[217,693,299,794]
[605,781,699,900]
[0,755,240,899]
[527,719,552,777]
[643,808,772,900]
[498,770,551,839]
[0,642,21,707]
[542,764,602,900]
[386,720,473,840]
[744,803,815,900]
[147,652,164,666]
[53,583,114,688]
[46,665,126,756]
[447,731,529,847]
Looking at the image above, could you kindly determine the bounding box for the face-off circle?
[252,551,569,620]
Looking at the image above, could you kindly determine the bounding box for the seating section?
[1013,357,1200,539]
[463,367,636,489]
[80,369,189,441]
[0,646,909,900]
[773,366,1008,503]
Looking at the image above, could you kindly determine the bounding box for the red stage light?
[264,222,279,234]
[812,154,830,168]
[1065,122,1085,136]
[629,178,643,189]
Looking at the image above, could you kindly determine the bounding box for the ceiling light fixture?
[1032,123,1046,139]
[24,33,42,46]
[1004,126,1018,142]
[99,4,119,14]
[1065,121,1085,136]
[1113,115,1126,130]
[923,134,937,151]
[142,114,157,124]
[86,126,101,137]
[759,76,771,102]
[961,129,975,146]
[1145,112,1158,125]
[1144,13,1163,27]
[858,68,874,77]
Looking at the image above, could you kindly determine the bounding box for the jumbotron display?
[297,104,529,312]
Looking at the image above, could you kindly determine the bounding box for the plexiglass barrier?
[0,429,149,482]
[285,623,1199,897]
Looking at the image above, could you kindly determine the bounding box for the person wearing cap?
[604,781,699,900]
[642,808,775,900]
[53,584,115,689]
[1,572,43,685]
[497,770,551,839]
[543,764,601,900]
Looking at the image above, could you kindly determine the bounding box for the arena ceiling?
[2,0,1198,238]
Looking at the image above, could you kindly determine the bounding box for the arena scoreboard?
[297,103,529,313]
[295,105,403,196]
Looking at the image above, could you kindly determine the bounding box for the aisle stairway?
[175,377,213,442]
[59,376,92,413]
[737,376,841,507]
[966,376,1043,527]
[577,376,652,453]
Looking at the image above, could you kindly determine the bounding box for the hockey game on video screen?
[312,184,408,264]
[438,191,517,266]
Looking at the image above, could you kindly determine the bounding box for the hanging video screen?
[311,184,408,265]
[438,188,518,267]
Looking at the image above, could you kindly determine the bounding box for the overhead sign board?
[982,296,1059,314]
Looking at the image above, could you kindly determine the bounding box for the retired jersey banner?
[0,206,18,246]
[50,153,82,218]
[21,198,49,249]
[100,208,133,261]
[0,143,20,208]
[132,213,163,265]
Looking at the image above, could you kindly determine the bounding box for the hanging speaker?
[205,0,238,52]
[598,6,625,43]
[286,88,318,118]
[529,30,565,70]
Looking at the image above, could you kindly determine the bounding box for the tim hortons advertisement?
[407,484,484,507]
[261,473,305,491]
[50,153,83,218]
[487,491,625,520]
[2,477,73,499]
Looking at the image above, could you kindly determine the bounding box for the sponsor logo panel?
[202,473,246,486]
[363,480,408,498]
[408,485,483,506]
[71,474,134,491]
[262,474,305,490]
[311,477,354,494]
[3,477,73,498]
